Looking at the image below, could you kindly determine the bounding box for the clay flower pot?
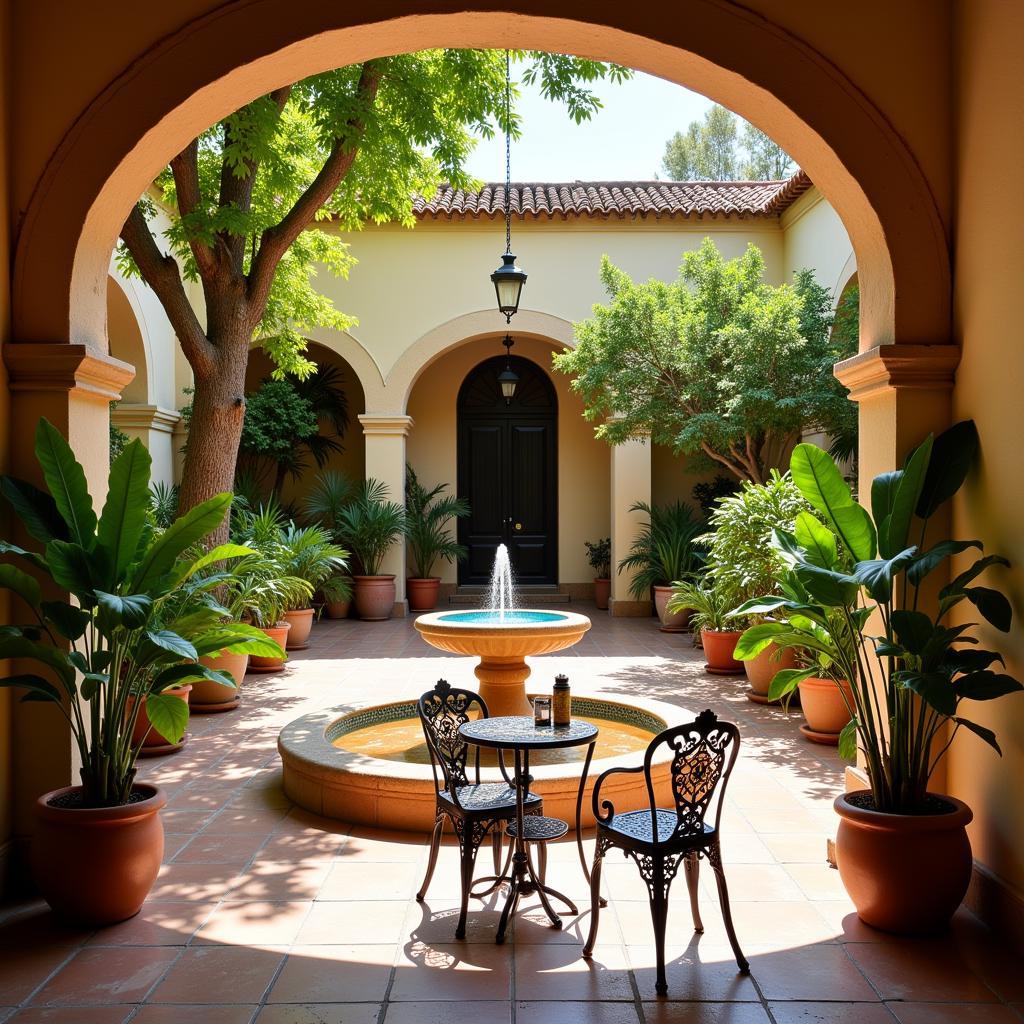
[249,622,291,672]
[701,629,744,674]
[128,685,191,755]
[593,578,611,611]
[353,575,397,621]
[193,649,248,712]
[32,783,166,925]
[653,586,691,632]
[834,790,974,934]
[798,676,853,743]
[284,607,315,649]
[325,598,351,620]
[407,577,441,612]
[744,639,798,703]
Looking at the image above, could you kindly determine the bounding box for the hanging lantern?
[497,335,518,404]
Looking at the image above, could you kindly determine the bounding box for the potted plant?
[585,538,612,610]
[617,500,703,630]
[404,466,469,612]
[336,479,406,621]
[702,471,807,702]
[668,578,744,673]
[737,423,1022,933]
[0,421,274,923]
[322,573,353,619]
[305,470,356,618]
[276,523,349,647]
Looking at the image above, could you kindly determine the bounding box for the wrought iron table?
[458,715,598,943]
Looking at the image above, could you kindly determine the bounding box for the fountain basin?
[279,694,687,832]
[414,608,592,717]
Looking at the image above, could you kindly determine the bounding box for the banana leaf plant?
[732,421,1022,814]
[0,419,284,808]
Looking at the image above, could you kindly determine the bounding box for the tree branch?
[700,440,747,480]
[169,141,217,280]
[119,203,217,377]
[246,60,384,321]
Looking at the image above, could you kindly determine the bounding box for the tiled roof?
[414,171,812,221]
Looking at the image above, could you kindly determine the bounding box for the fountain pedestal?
[474,655,535,717]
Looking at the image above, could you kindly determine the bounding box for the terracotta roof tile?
[414,171,811,221]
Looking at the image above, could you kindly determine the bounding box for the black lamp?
[497,335,518,404]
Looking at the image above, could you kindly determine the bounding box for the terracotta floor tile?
[161,834,192,861]
[810,900,884,942]
[641,1003,771,1024]
[259,832,347,860]
[160,809,217,834]
[86,903,216,946]
[698,863,805,903]
[148,945,283,1003]
[193,901,312,947]
[131,1006,258,1024]
[627,944,758,1002]
[514,1003,638,1024]
[886,1005,1020,1024]
[390,942,512,1002]
[386,1002,511,1024]
[230,860,333,901]
[0,945,79,1005]
[334,828,427,863]
[255,1005,381,1024]
[846,939,998,1002]
[31,946,179,1005]
[8,1009,134,1023]
[768,1002,897,1024]
[760,833,832,863]
[172,833,269,867]
[296,900,409,946]
[513,943,633,1001]
[204,808,292,835]
[148,863,242,903]
[744,943,879,1002]
[405,900,509,945]
[318,861,420,901]
[783,863,849,901]
[268,945,394,1002]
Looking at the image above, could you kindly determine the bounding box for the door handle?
[514,522,522,531]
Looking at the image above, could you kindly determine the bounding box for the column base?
[609,598,653,618]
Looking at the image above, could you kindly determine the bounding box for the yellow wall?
[949,0,1024,901]
[651,444,720,513]
[407,335,609,584]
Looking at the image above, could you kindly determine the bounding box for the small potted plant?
[667,578,744,673]
[738,424,1022,934]
[276,523,349,648]
[617,500,703,630]
[0,421,273,923]
[305,470,355,619]
[322,573,353,619]
[585,538,611,610]
[404,466,469,612]
[336,479,406,620]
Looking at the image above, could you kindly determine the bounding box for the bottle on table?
[552,674,571,727]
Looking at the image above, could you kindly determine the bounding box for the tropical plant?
[617,501,703,600]
[585,537,611,578]
[304,470,356,538]
[692,475,739,515]
[404,466,469,579]
[335,479,406,577]
[733,423,1023,814]
[149,481,179,529]
[666,578,739,633]
[276,523,349,609]
[322,574,354,604]
[0,420,281,807]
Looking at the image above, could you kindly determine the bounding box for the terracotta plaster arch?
[13,3,948,370]
[389,308,575,414]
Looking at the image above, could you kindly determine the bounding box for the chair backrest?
[417,679,488,796]
[644,709,740,844]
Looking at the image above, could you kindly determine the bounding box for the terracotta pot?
[249,622,291,672]
[407,577,441,612]
[32,783,166,924]
[325,598,351,620]
[593,578,611,610]
[353,575,397,621]
[194,649,248,708]
[834,790,973,934]
[653,585,691,630]
[744,640,798,699]
[128,685,191,750]
[284,607,315,649]
[798,676,853,737]
[701,629,744,674]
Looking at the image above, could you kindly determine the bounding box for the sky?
[462,67,715,183]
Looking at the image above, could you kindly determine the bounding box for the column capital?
[110,404,181,435]
[834,344,960,402]
[4,343,135,402]
[358,414,414,437]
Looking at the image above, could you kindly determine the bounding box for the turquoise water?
[437,610,569,624]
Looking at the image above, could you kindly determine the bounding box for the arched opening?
[106,276,149,405]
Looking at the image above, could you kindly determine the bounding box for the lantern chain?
[505,49,512,255]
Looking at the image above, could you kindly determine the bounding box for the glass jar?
[533,696,552,726]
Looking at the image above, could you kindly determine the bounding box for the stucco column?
[608,436,653,617]
[358,414,413,617]
[110,404,181,488]
[3,343,135,838]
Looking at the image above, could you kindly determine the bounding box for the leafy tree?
[117,51,630,534]
[661,103,794,181]
[553,238,857,483]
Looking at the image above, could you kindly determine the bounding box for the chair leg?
[417,815,444,902]
[709,840,749,973]
[647,858,670,997]
[582,843,605,957]
[684,850,703,934]
[538,840,548,884]
[455,822,482,940]
[492,828,502,875]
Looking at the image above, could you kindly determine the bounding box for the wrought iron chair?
[415,679,543,938]
[583,709,749,996]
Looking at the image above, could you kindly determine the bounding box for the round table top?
[459,715,598,750]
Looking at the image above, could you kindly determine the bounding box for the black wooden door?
[457,355,557,585]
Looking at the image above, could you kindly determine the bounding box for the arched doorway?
[457,355,558,585]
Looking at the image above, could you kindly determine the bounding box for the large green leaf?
[942,554,1010,597]
[794,512,839,569]
[142,630,198,662]
[733,623,790,660]
[793,563,859,608]
[0,564,41,611]
[0,476,68,545]
[954,716,1001,755]
[890,609,935,656]
[897,670,957,716]
[850,548,917,602]
[838,719,858,761]
[907,540,982,586]
[0,635,75,692]
[152,662,236,692]
[42,540,96,603]
[964,587,1012,632]
[40,601,91,642]
[96,439,152,585]
[916,420,979,519]
[94,590,153,630]
[955,671,1023,700]
[143,693,189,745]
[34,418,97,548]
[0,540,48,574]
[0,674,63,703]
[873,435,933,558]
[176,544,255,583]
[131,494,232,593]
[768,667,815,702]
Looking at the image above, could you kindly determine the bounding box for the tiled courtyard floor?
[0,608,1021,1023]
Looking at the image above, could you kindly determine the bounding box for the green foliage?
[667,578,738,633]
[335,479,406,577]
[303,470,356,538]
[240,381,319,462]
[692,475,740,515]
[109,404,130,464]
[149,482,179,530]
[584,537,611,578]
[277,523,349,607]
[554,238,857,483]
[735,423,1022,813]
[617,501,703,600]
[661,104,795,181]
[404,466,469,579]
[0,420,278,807]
